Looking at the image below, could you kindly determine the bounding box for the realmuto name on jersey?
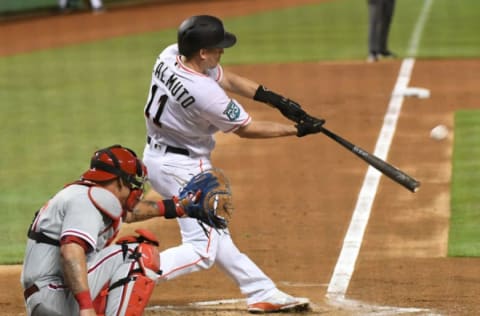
[154,61,195,108]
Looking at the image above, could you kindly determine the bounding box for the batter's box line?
[278,281,328,288]
[146,298,325,313]
[326,294,443,316]
[145,298,246,312]
[146,282,327,312]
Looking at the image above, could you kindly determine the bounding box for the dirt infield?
[2,1,480,315]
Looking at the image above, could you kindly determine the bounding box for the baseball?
[430,124,448,140]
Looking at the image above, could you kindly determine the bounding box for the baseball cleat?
[367,53,378,63]
[378,50,397,59]
[247,289,310,313]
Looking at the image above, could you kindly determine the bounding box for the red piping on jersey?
[224,115,252,133]
[88,187,122,221]
[176,55,223,82]
[61,229,96,250]
[87,248,133,273]
[31,200,50,232]
[47,283,68,291]
[60,235,90,253]
[116,261,137,316]
[215,64,223,82]
[87,187,121,243]
[159,225,213,279]
[105,230,119,247]
[176,56,207,77]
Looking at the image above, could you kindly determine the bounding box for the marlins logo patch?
[223,100,241,121]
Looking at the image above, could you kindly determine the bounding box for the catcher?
[21,145,225,316]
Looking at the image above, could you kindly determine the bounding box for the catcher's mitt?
[178,168,234,229]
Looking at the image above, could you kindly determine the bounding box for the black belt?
[147,136,189,156]
[28,229,60,246]
[24,284,39,301]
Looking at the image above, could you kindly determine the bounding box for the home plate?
[393,87,430,99]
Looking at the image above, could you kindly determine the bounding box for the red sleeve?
[60,235,92,253]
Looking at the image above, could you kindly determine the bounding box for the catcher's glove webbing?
[179,168,233,229]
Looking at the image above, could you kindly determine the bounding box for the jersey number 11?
[145,84,167,128]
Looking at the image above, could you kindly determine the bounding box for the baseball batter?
[21,145,215,316]
[142,15,324,313]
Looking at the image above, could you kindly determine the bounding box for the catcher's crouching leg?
[105,230,162,316]
[120,273,156,315]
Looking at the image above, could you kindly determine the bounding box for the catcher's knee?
[97,229,161,316]
[120,239,162,315]
[188,242,216,269]
[116,239,161,315]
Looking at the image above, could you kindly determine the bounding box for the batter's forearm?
[235,121,297,138]
[221,71,259,98]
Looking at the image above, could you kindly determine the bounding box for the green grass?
[448,111,480,257]
[0,0,56,13]
[419,0,480,58]
[1,0,480,263]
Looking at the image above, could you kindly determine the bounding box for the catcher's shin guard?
[118,274,156,316]
[114,231,162,315]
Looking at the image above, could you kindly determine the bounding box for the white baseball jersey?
[142,44,278,306]
[144,44,251,157]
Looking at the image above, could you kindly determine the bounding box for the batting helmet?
[82,145,147,189]
[178,15,237,57]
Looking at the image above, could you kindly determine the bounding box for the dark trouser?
[368,0,395,54]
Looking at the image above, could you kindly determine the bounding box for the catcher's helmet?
[178,15,237,57]
[82,145,147,189]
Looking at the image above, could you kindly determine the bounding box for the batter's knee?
[195,254,216,269]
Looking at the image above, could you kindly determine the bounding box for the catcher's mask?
[177,15,237,57]
[82,145,147,211]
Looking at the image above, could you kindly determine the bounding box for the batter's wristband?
[253,85,283,106]
[74,290,93,310]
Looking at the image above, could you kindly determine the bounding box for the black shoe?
[379,50,397,58]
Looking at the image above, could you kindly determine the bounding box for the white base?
[393,86,430,99]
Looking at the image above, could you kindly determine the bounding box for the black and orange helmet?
[177,15,237,57]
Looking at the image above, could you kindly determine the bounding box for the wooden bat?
[319,126,420,192]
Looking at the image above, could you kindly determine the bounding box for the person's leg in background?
[367,0,381,62]
[88,0,104,12]
[378,0,396,57]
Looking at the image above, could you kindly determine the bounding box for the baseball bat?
[319,126,420,192]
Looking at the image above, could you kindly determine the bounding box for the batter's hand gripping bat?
[318,126,420,193]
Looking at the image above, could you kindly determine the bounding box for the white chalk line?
[278,281,328,287]
[145,282,326,312]
[146,298,246,311]
[326,58,432,315]
[408,0,434,57]
[327,0,438,315]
